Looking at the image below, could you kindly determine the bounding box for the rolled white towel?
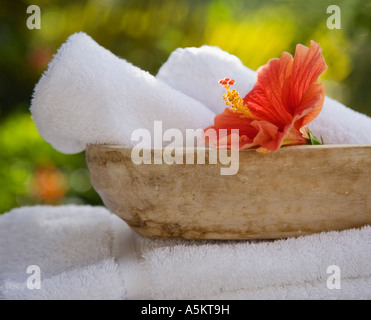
[308,96,371,144]
[157,45,256,115]
[31,33,215,154]
[157,45,371,145]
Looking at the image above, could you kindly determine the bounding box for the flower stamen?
[219,78,255,119]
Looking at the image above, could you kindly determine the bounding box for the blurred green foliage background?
[0,0,370,213]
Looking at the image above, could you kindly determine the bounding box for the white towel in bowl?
[157,45,371,145]
[30,33,215,154]
[157,46,256,115]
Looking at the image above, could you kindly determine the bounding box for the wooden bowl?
[86,144,371,239]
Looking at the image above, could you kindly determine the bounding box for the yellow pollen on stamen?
[222,82,255,119]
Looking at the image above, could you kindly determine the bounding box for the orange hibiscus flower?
[204,41,328,153]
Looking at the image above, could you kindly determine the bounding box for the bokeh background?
[1,0,370,213]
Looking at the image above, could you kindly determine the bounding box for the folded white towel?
[1,205,370,300]
[0,206,125,299]
[30,33,215,154]
[157,45,371,145]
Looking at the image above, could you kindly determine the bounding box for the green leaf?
[308,128,324,145]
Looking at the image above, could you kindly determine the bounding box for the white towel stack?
[15,34,371,300]
[1,205,370,300]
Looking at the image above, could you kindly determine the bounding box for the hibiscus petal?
[206,108,258,139]
[258,124,306,153]
[259,87,322,153]
[244,52,294,128]
[203,108,257,149]
[282,41,327,115]
[240,120,279,150]
[295,82,326,129]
